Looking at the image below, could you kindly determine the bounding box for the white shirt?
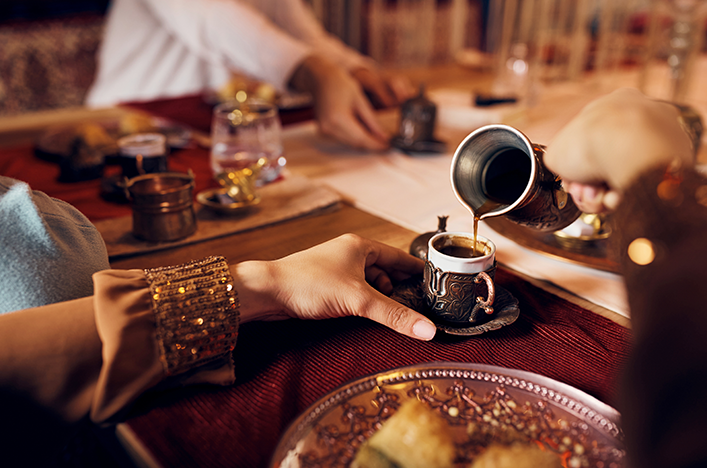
[86,0,373,106]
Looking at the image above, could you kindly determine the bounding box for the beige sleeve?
[0,296,102,423]
[0,256,240,426]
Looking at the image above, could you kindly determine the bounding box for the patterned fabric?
[144,256,240,377]
[0,15,104,116]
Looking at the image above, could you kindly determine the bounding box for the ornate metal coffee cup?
[423,232,496,325]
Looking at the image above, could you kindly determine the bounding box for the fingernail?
[413,320,437,340]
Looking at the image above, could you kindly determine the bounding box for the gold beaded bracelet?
[144,256,239,376]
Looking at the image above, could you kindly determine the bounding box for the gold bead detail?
[144,256,239,377]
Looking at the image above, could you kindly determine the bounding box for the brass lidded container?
[125,171,197,242]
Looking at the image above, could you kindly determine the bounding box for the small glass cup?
[210,99,285,186]
[118,133,168,179]
[638,0,707,102]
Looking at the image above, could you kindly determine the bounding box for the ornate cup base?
[391,276,520,336]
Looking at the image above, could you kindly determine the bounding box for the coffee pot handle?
[474,271,495,315]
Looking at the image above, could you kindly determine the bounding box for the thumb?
[362,293,437,341]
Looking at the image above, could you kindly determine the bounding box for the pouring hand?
[545,88,694,213]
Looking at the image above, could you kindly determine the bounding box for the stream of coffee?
[471,200,502,255]
[471,148,532,254]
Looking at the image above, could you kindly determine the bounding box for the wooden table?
[109,203,417,270]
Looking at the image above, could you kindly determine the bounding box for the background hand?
[289,55,391,150]
[544,88,694,213]
[350,67,415,109]
[232,234,437,341]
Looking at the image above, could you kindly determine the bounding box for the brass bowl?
[196,187,260,214]
[553,213,612,249]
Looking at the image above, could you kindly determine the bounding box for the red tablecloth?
[0,144,217,221]
[124,94,315,134]
[125,268,630,468]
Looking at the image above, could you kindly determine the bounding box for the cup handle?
[474,271,495,315]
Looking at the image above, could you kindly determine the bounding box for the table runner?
[0,142,341,260]
[122,267,630,468]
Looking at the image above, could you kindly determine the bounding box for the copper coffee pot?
[451,124,580,232]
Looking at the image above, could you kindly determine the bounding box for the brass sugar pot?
[125,171,197,242]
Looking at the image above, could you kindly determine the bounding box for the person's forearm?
[0,261,242,428]
[0,296,102,423]
[287,54,327,93]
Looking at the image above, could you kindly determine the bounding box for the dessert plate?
[270,362,625,468]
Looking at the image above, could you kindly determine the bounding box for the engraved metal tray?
[270,362,625,468]
[485,217,619,273]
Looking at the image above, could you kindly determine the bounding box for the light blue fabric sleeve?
[0,176,110,314]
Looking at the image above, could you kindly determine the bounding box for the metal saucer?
[391,276,520,336]
[196,187,260,213]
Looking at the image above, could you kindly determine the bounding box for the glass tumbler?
[210,99,285,185]
[638,0,707,102]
